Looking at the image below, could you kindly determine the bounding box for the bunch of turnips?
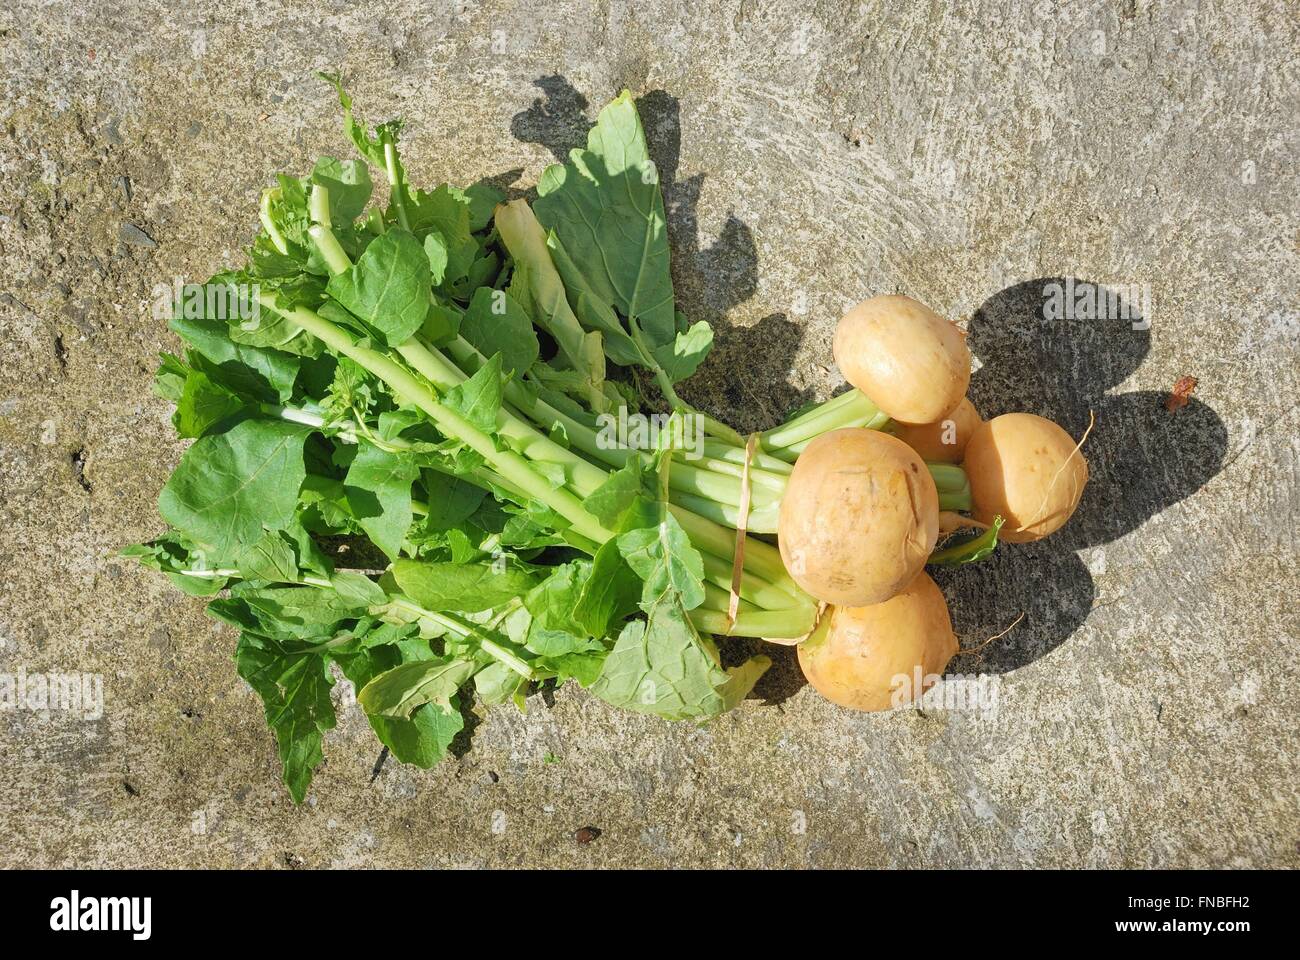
[782,293,1088,711]
[129,79,1087,800]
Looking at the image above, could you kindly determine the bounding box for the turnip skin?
[890,397,982,463]
[833,295,971,425]
[797,572,958,712]
[778,428,939,606]
[963,412,1088,543]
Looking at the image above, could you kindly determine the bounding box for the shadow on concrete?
[935,278,1228,674]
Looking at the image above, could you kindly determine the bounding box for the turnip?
[797,572,957,712]
[833,295,971,425]
[963,412,1089,542]
[889,396,982,463]
[778,428,938,606]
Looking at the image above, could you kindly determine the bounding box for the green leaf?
[357,657,476,718]
[153,352,188,402]
[170,313,299,402]
[232,529,301,582]
[473,661,525,706]
[493,200,609,411]
[344,442,419,560]
[592,594,769,721]
[447,181,505,232]
[584,456,647,528]
[334,644,463,767]
[423,232,449,285]
[460,287,539,377]
[651,318,713,384]
[545,234,643,366]
[235,633,336,803]
[319,72,393,171]
[326,228,431,346]
[418,472,485,530]
[212,583,369,640]
[521,564,603,656]
[442,352,502,434]
[616,513,706,611]
[310,156,373,223]
[174,369,244,438]
[329,570,388,608]
[541,650,607,688]
[572,538,643,638]
[421,302,461,345]
[929,515,1004,565]
[392,558,538,613]
[159,419,310,557]
[534,91,676,352]
[406,185,478,284]
[457,251,500,297]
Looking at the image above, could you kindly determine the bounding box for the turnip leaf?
[929,515,1004,565]
[326,229,431,346]
[460,287,539,377]
[616,513,706,612]
[392,558,539,614]
[159,418,311,557]
[442,352,503,434]
[343,442,419,561]
[592,594,768,721]
[535,91,676,348]
[357,656,477,718]
[335,644,463,767]
[235,633,337,804]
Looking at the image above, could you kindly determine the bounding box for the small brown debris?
[1165,375,1198,412]
[258,112,270,122]
[574,826,601,844]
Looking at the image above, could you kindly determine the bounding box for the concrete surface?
[1,0,1297,868]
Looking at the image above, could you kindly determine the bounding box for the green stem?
[308,184,332,228]
[258,191,289,256]
[310,225,352,275]
[262,294,613,544]
[383,138,411,232]
[762,391,889,458]
[699,440,793,475]
[689,605,816,639]
[389,596,535,679]
[763,388,862,439]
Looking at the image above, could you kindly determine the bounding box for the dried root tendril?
[958,611,1026,658]
[1016,409,1095,535]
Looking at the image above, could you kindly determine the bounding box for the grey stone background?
[1,0,1296,867]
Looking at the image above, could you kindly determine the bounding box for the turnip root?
[963,412,1088,543]
[778,428,938,606]
[890,396,982,463]
[797,572,957,712]
[833,295,970,425]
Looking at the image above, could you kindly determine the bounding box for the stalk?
[690,606,815,638]
[260,294,613,544]
[383,138,412,232]
[428,329,972,527]
[263,294,816,634]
